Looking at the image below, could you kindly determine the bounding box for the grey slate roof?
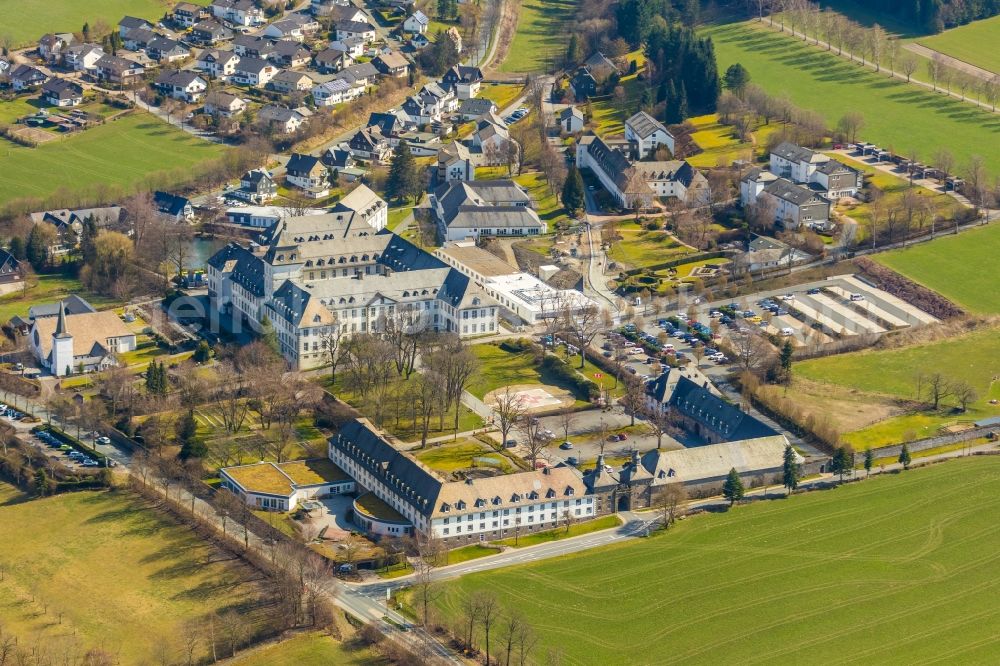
[763,178,822,206]
[771,141,816,163]
[625,110,670,139]
[28,295,95,320]
[669,375,778,441]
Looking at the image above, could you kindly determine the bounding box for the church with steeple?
[29,301,136,376]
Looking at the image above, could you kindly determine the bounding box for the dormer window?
[565,487,575,496]
[474,498,486,508]
[456,500,466,510]
[546,488,556,498]
[492,496,502,505]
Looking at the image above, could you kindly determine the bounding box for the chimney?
[542,466,551,475]
[596,454,604,469]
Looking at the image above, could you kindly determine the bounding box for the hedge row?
[540,355,599,401]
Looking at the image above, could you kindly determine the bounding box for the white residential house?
[258,105,308,133]
[232,56,277,86]
[403,10,429,34]
[211,0,265,27]
[268,69,314,94]
[203,90,247,117]
[437,142,474,182]
[334,20,377,44]
[768,142,861,199]
[770,142,829,184]
[197,49,240,79]
[441,65,483,100]
[330,35,366,58]
[172,2,207,27]
[154,70,208,102]
[625,111,674,158]
[262,15,320,41]
[312,78,361,107]
[759,177,831,229]
[285,152,329,196]
[348,127,391,162]
[41,79,84,107]
[117,16,153,38]
[739,168,779,207]
[62,44,104,72]
[559,106,585,133]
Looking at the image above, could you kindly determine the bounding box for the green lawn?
[796,325,1000,446]
[443,544,499,565]
[476,83,524,111]
[386,206,413,231]
[875,223,1000,314]
[916,15,1000,75]
[703,21,1000,177]
[607,221,694,269]
[412,438,516,474]
[0,273,122,324]
[499,0,577,73]
[515,171,569,226]
[0,486,271,664]
[230,633,379,666]
[492,514,620,547]
[0,112,228,202]
[468,343,594,402]
[686,113,781,168]
[0,0,210,46]
[434,457,1000,664]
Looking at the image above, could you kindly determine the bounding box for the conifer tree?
[723,468,744,506]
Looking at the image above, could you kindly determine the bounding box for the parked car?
[807,288,821,295]
[559,441,573,450]
[566,456,579,466]
[96,436,111,445]
[850,293,865,302]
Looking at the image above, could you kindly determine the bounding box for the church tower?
[51,302,74,377]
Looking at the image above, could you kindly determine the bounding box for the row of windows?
[441,507,590,535]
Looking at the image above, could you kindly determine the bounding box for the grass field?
[231,633,378,666]
[916,15,1000,75]
[476,83,524,111]
[434,457,1000,664]
[875,223,1000,314]
[686,113,781,168]
[468,343,606,402]
[515,171,570,226]
[606,221,694,269]
[0,273,122,324]
[0,486,271,664]
[796,325,1000,446]
[0,0,207,46]
[0,112,227,202]
[499,0,577,73]
[703,21,1000,177]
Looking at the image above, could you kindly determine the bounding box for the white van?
[781,327,795,336]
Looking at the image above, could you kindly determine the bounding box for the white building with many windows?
[207,187,500,369]
[329,419,594,545]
